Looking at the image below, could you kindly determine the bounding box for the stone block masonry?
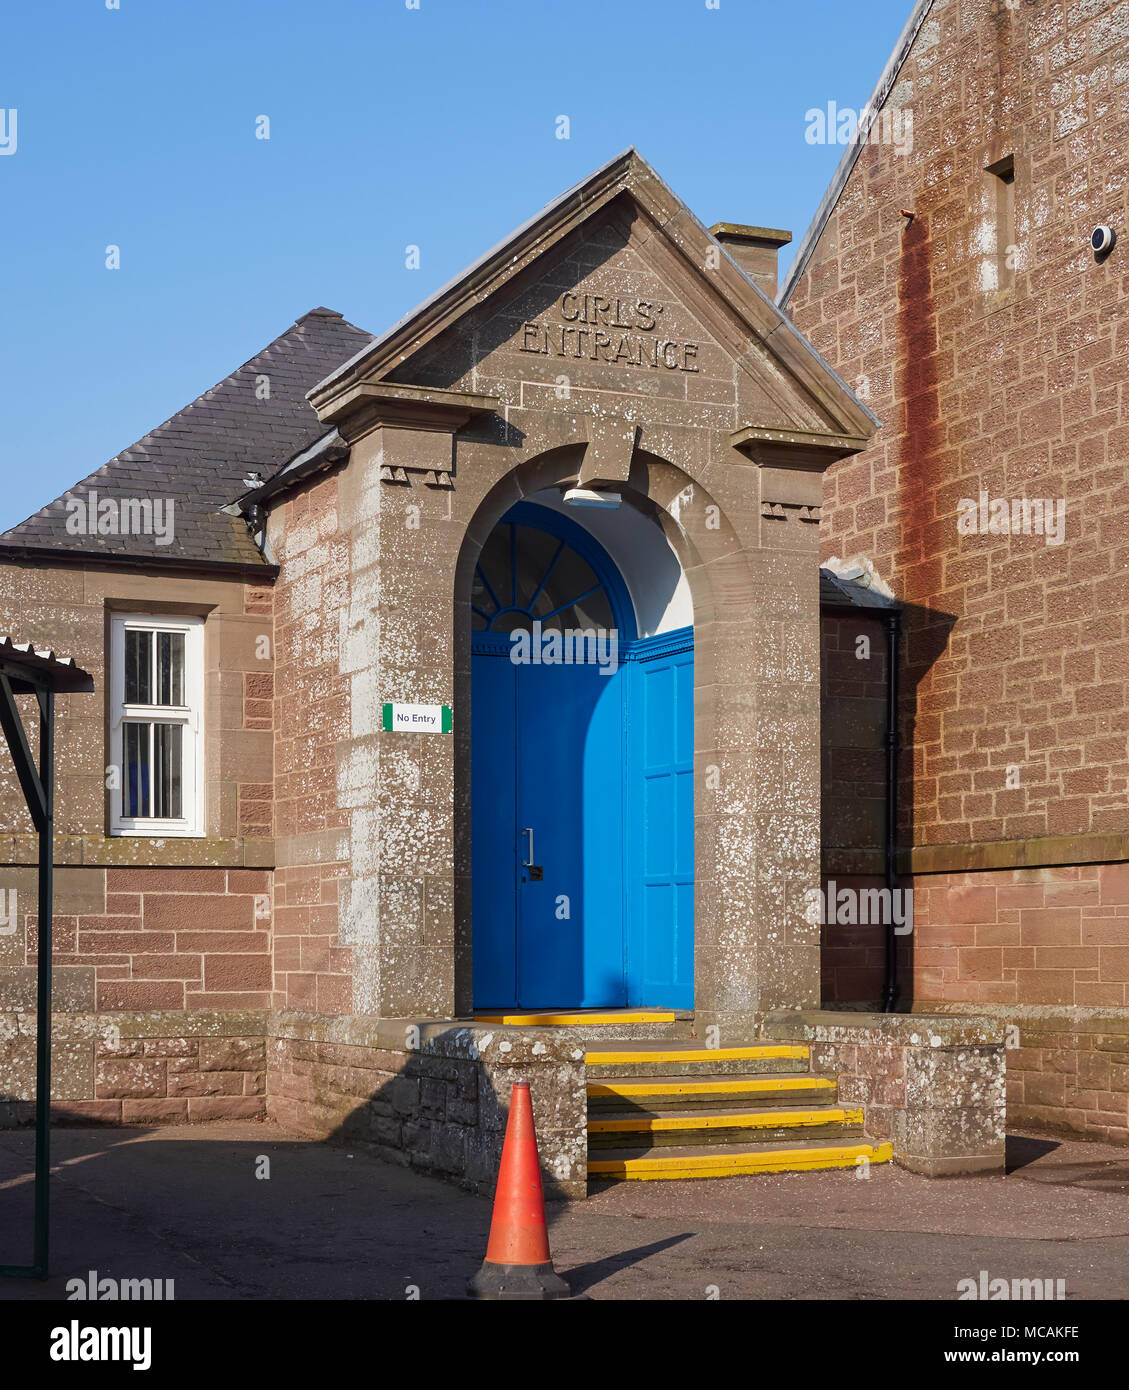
[0,1010,268,1126]
[762,1009,1007,1176]
[818,859,1129,1144]
[0,1007,588,1198]
[269,472,355,1016]
[0,564,274,849]
[5,867,274,1012]
[794,0,1129,1143]
[267,1013,587,1200]
[922,1002,1129,1146]
[788,0,1129,852]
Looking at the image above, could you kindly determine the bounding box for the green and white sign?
[381,702,452,733]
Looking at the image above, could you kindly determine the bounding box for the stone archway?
[447,437,813,1030]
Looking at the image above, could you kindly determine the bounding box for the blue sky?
[0,0,911,531]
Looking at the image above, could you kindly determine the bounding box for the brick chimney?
[709,223,792,298]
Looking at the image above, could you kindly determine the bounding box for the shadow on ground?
[2,1122,1129,1300]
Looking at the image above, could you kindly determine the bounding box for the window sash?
[122,721,184,820]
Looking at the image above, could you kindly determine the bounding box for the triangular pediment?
[309,150,876,446]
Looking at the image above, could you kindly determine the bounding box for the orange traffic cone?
[467,1081,571,1300]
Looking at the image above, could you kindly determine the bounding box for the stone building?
[0,147,1006,1193]
[784,0,1129,1143]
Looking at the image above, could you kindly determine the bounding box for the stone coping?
[903,831,1129,874]
[1,1008,590,1060]
[761,1008,1007,1047]
[1,1009,270,1041]
[271,1009,587,1062]
[909,1002,1129,1034]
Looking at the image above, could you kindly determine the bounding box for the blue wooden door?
[470,652,518,1005]
[514,659,626,1007]
[471,650,626,1008]
[625,630,695,1009]
[470,503,693,1011]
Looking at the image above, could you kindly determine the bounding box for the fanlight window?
[471,522,616,634]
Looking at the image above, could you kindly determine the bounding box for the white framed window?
[109,614,205,836]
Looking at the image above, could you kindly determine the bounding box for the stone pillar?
[710,428,866,1023]
[327,384,496,1018]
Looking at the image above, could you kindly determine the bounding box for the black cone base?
[466,1259,572,1300]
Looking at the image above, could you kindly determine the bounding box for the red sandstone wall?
[789,0,1129,852]
[907,861,1129,1008]
[28,869,272,1010]
[269,473,352,1012]
[0,564,276,1013]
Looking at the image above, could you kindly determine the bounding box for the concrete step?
[587,1104,864,1148]
[585,1042,809,1077]
[588,1137,894,1181]
[587,1073,838,1112]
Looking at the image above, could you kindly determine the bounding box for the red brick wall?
[908,861,1129,1008]
[89,1034,266,1125]
[29,869,272,1010]
[788,0,1129,851]
[270,473,353,1012]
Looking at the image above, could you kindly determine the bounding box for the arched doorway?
[471,498,693,1010]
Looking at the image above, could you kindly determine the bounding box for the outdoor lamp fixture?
[561,486,622,508]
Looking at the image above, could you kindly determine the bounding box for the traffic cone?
[467,1081,571,1299]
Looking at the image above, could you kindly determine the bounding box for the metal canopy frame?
[0,639,94,1279]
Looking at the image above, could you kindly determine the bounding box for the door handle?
[521,827,535,867]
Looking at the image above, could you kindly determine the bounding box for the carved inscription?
[519,291,700,372]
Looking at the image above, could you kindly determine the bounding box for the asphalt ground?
[0,1122,1126,1301]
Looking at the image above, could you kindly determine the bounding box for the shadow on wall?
[306,1025,586,1202]
[820,598,957,1009]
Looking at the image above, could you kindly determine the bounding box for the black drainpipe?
[882,608,902,1013]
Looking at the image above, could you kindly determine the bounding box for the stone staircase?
[474,1010,893,1182]
[583,1034,892,1182]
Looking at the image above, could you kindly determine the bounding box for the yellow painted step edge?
[586,1045,809,1066]
[589,1107,864,1134]
[589,1076,835,1098]
[475,1010,676,1026]
[589,1141,894,1180]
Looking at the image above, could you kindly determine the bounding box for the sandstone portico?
[273,148,877,1028]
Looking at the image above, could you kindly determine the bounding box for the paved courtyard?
[1,1122,1127,1300]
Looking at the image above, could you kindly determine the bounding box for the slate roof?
[819,566,900,612]
[0,307,374,573]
